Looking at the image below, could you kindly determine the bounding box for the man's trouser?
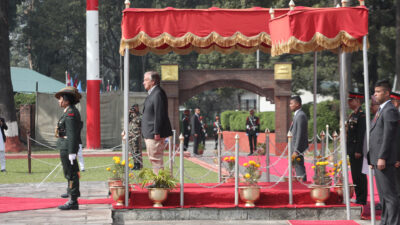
[0,151,5,170]
[60,150,80,200]
[248,134,257,154]
[144,138,165,174]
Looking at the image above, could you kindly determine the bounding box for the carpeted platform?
[0,197,113,213]
[288,220,360,225]
[116,182,361,209]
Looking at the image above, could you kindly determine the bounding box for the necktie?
[373,108,381,123]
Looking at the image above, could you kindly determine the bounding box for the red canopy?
[269,6,368,56]
[120,7,289,56]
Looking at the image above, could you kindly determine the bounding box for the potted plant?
[330,159,355,202]
[197,143,205,155]
[106,156,134,205]
[137,168,178,207]
[309,156,332,206]
[239,160,261,207]
[222,156,235,183]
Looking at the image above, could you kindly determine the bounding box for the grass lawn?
[0,156,218,184]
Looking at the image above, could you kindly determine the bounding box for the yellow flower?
[230,156,235,161]
[115,159,120,164]
[334,163,338,167]
[249,160,256,166]
[339,161,342,165]
[129,173,134,178]
[121,160,126,166]
[296,157,301,162]
[255,164,260,168]
[244,173,251,179]
[224,157,229,161]
[106,167,111,171]
[311,165,316,169]
[128,163,133,169]
[113,170,116,174]
[316,162,320,166]
[243,163,248,167]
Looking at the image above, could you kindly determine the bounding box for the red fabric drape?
[269,6,368,56]
[120,7,289,55]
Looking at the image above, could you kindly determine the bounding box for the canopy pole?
[313,52,318,164]
[339,48,351,219]
[123,47,130,207]
[362,36,375,225]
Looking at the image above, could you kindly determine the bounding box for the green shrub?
[307,100,340,139]
[256,112,275,132]
[221,110,236,130]
[14,93,36,109]
[229,112,248,131]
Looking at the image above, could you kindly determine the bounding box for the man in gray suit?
[289,96,308,182]
[369,80,399,225]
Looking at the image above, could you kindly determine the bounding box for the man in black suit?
[191,108,202,155]
[182,110,191,151]
[142,71,172,174]
[289,96,308,182]
[346,92,367,205]
[390,92,400,198]
[369,80,399,225]
[0,117,7,172]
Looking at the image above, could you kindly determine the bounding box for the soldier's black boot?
[60,193,69,198]
[58,198,79,210]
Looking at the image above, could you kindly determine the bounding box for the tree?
[0,0,23,152]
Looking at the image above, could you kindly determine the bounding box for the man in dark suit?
[246,109,259,156]
[191,108,202,155]
[142,71,172,174]
[369,80,399,225]
[390,92,400,198]
[346,92,367,205]
[182,110,191,151]
[0,117,8,172]
[289,96,308,182]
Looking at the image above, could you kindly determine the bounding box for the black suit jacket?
[290,109,308,153]
[191,114,202,135]
[141,86,172,139]
[0,117,7,142]
[369,101,399,165]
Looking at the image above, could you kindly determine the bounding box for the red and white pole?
[86,0,101,149]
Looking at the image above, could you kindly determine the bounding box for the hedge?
[307,100,340,138]
[221,111,275,132]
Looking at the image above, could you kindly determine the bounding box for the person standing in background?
[346,92,367,205]
[245,109,259,156]
[182,110,191,151]
[213,116,222,150]
[129,104,143,170]
[0,117,8,172]
[191,108,202,156]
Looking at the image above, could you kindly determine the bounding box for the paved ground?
[0,140,374,224]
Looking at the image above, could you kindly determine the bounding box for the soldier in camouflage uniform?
[54,86,82,210]
[129,104,142,170]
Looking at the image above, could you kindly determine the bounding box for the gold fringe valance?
[271,31,368,56]
[119,31,271,56]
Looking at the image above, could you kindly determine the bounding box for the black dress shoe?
[58,200,79,210]
[248,153,253,156]
[60,193,69,198]
[1,169,6,172]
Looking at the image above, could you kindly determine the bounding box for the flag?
[66,71,71,86]
[73,74,79,88]
[77,81,82,92]
[70,77,74,87]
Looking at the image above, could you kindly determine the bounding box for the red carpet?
[288,220,360,225]
[0,197,113,213]
[115,182,359,209]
